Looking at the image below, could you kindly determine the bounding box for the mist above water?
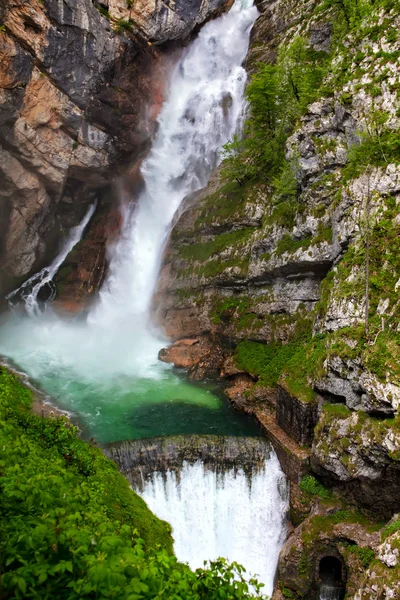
[0,0,258,434]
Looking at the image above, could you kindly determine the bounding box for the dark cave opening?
[319,556,343,585]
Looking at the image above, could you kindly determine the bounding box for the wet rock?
[311,409,400,518]
[316,355,400,415]
[0,0,228,300]
[53,196,122,313]
[159,335,227,380]
[105,434,274,489]
[114,0,233,44]
[309,21,332,53]
[277,508,380,600]
[158,337,205,369]
[276,384,320,446]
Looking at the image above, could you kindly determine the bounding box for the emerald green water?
[0,314,261,444]
[31,370,260,443]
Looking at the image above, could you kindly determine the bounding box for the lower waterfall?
[0,0,289,593]
[141,460,287,594]
[107,436,289,595]
[319,586,343,600]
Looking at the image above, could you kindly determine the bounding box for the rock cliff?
[154,0,400,596]
[3,0,400,597]
[0,0,229,305]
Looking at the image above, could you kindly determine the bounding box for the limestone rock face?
[354,529,400,600]
[0,0,227,301]
[153,0,400,535]
[108,0,233,43]
[276,507,381,600]
[312,409,400,517]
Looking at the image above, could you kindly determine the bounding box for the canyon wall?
[3,0,400,597]
[155,0,400,596]
[0,0,229,307]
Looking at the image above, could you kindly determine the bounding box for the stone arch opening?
[319,556,343,584]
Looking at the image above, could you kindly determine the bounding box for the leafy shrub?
[222,37,329,189]
[117,19,133,33]
[0,367,267,599]
[299,475,332,500]
[342,542,375,568]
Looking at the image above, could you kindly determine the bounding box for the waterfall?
[0,0,258,381]
[142,461,287,595]
[320,585,343,600]
[7,203,96,316]
[106,436,289,595]
[89,0,258,326]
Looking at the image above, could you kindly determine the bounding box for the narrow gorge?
[1,0,400,598]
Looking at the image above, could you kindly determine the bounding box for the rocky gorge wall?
[105,434,274,488]
[0,0,229,308]
[153,0,400,597]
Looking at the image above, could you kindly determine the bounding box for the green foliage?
[235,340,299,387]
[322,403,351,419]
[233,324,328,403]
[382,518,400,539]
[317,0,373,36]
[281,586,296,599]
[343,543,375,568]
[180,229,253,262]
[211,296,250,325]
[117,19,133,33]
[97,6,110,18]
[268,199,298,229]
[0,368,266,600]
[194,181,251,230]
[344,111,400,180]
[222,37,329,189]
[319,196,400,384]
[299,475,332,500]
[275,234,312,257]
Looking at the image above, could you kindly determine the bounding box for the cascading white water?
[1,0,258,380]
[90,0,258,326]
[320,586,343,600]
[7,203,96,317]
[140,455,288,596]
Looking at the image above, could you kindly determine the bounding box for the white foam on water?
[139,455,288,596]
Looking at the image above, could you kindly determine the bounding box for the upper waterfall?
[90,0,258,325]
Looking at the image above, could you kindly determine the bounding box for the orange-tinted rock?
[158,337,208,369]
[158,335,227,379]
[53,200,122,313]
[0,0,229,300]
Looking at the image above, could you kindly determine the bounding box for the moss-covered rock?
[312,407,400,517]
